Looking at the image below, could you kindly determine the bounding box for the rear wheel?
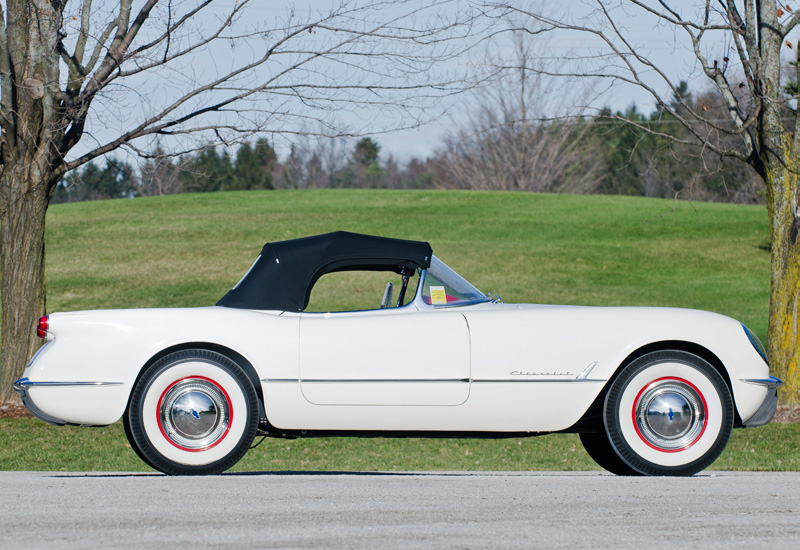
[123,412,157,470]
[603,350,733,476]
[126,349,259,475]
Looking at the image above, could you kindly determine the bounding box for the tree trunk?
[0,0,62,402]
[0,168,49,402]
[763,146,800,404]
[758,17,800,404]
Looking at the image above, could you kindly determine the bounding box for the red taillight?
[36,316,49,339]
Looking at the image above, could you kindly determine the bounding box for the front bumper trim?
[740,376,783,428]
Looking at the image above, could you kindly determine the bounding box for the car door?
[298,309,471,406]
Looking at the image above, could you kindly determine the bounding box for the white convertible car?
[15,231,781,476]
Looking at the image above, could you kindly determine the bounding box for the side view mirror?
[380,282,393,309]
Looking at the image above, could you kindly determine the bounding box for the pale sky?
[54,1,800,166]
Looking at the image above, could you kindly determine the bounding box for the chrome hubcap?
[159,379,230,450]
[634,380,705,451]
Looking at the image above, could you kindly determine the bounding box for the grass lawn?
[44,190,770,337]
[2,189,784,472]
[1,419,796,473]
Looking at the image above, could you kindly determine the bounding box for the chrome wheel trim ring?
[633,377,707,452]
[157,377,232,451]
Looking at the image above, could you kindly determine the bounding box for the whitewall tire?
[603,350,733,476]
[127,350,259,475]
[579,432,641,476]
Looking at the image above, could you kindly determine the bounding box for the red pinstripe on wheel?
[156,376,233,452]
[631,376,708,453]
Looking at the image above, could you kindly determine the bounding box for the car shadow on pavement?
[51,470,615,478]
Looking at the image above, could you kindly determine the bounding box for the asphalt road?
[1,471,798,549]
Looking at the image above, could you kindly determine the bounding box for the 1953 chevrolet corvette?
[14,231,781,476]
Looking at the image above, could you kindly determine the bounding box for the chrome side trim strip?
[261,377,604,384]
[740,376,783,388]
[576,361,598,380]
[472,378,605,383]
[26,340,54,369]
[303,378,469,383]
[13,378,124,391]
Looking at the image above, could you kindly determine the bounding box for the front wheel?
[602,350,733,476]
[579,432,641,476]
[126,349,259,475]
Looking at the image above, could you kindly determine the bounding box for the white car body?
[14,232,781,476]
[21,302,771,431]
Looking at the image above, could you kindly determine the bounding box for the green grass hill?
[4,189,793,473]
[46,189,770,337]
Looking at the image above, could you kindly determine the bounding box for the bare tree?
[596,89,765,203]
[0,0,488,400]
[438,31,606,192]
[138,146,181,196]
[496,1,800,402]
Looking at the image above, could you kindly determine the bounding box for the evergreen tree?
[180,148,233,192]
[335,137,384,188]
[353,137,380,167]
[232,139,277,190]
[52,159,137,203]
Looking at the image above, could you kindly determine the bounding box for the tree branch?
[83,0,157,100]
[678,2,755,155]
[83,18,120,76]
[500,1,758,163]
[116,2,243,79]
[781,10,800,35]
[62,0,482,169]
[74,0,92,64]
[0,3,14,155]
[125,0,216,59]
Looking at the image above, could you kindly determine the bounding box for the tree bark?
[767,207,800,403]
[762,133,800,403]
[757,11,799,403]
[0,168,50,402]
[0,0,61,401]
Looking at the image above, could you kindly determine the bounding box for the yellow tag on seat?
[430,286,447,305]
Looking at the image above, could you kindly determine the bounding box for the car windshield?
[420,256,489,307]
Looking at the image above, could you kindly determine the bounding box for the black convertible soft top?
[217,231,432,312]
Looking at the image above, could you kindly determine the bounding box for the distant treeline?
[53,82,764,205]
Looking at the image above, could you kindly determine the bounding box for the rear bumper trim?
[12,378,123,426]
[13,378,123,390]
